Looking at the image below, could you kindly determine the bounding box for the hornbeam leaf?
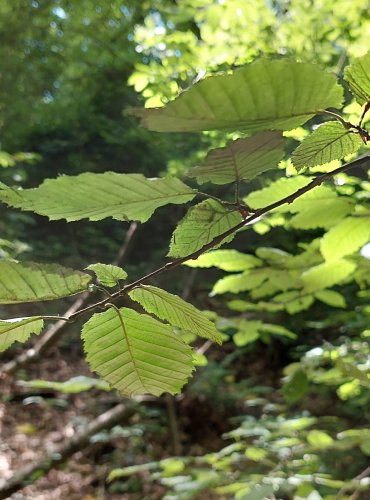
[82,307,194,397]
[291,122,362,170]
[344,52,370,104]
[86,263,128,287]
[302,259,356,292]
[315,290,346,308]
[168,199,242,258]
[321,216,370,262]
[0,316,44,352]
[0,173,196,223]
[212,269,269,295]
[0,261,91,304]
[133,59,343,133]
[129,285,222,344]
[187,132,285,185]
[184,249,262,271]
[245,176,311,212]
[290,197,353,230]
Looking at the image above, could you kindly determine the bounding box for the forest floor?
[0,339,239,499]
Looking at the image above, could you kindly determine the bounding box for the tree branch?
[67,152,370,322]
[1,222,139,375]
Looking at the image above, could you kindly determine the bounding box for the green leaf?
[321,216,370,261]
[302,259,356,292]
[133,59,343,133]
[245,176,311,211]
[291,122,362,170]
[0,173,196,223]
[82,307,194,397]
[168,199,242,258]
[187,132,285,185]
[212,269,268,295]
[283,369,309,404]
[315,290,346,308]
[233,320,261,346]
[307,430,334,448]
[344,52,370,104]
[86,263,128,287]
[336,359,370,387]
[184,249,262,271]
[273,291,314,314]
[0,316,44,352]
[19,376,110,393]
[290,197,353,230]
[129,285,223,344]
[0,260,91,304]
[260,323,297,340]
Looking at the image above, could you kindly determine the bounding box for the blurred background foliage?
[1,0,370,498]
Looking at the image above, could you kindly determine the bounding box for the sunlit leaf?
[290,198,353,230]
[168,199,242,258]
[184,249,262,271]
[187,132,285,184]
[0,316,44,352]
[82,307,194,397]
[291,122,362,170]
[86,263,128,287]
[302,259,356,292]
[129,285,223,344]
[344,51,370,104]
[307,430,334,448]
[18,376,110,393]
[212,269,268,295]
[245,176,311,211]
[0,260,91,304]
[321,216,370,261]
[315,289,346,308]
[133,59,343,133]
[0,173,196,223]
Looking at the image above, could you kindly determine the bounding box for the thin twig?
[1,222,139,375]
[335,464,370,499]
[67,152,370,323]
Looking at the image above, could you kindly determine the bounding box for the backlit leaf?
[168,199,242,258]
[184,249,262,271]
[133,59,343,133]
[321,216,370,261]
[302,259,356,292]
[82,307,194,397]
[86,263,128,287]
[291,122,362,170]
[212,269,268,295]
[0,173,196,223]
[129,285,222,344]
[187,132,285,185]
[0,316,44,352]
[344,52,370,104]
[315,290,346,308]
[0,260,91,304]
[245,176,311,212]
[290,197,353,230]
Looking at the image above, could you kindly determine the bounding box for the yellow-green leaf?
[0,316,44,352]
[82,307,194,397]
[188,132,285,185]
[0,260,91,304]
[129,285,222,344]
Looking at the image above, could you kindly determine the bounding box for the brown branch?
[67,152,370,322]
[1,222,139,375]
[0,402,136,499]
[335,464,370,499]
